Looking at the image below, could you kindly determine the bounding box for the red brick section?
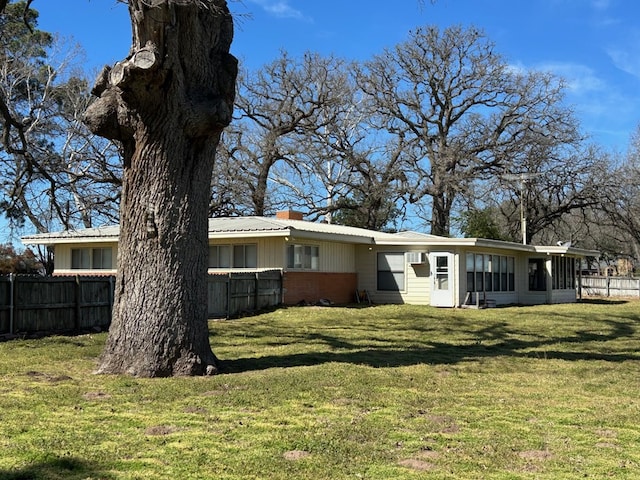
[276,210,304,220]
[283,272,358,305]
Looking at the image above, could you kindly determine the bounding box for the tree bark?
[84,0,237,376]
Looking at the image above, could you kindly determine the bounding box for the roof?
[20,216,437,246]
[20,216,599,257]
[21,224,120,244]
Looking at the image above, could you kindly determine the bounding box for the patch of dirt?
[398,459,436,471]
[83,391,111,400]
[595,442,618,449]
[426,414,460,434]
[518,450,554,460]
[145,425,179,436]
[283,450,310,461]
[595,428,617,438]
[183,406,209,415]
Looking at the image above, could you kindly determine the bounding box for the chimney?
[276,210,304,221]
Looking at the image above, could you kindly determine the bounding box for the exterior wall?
[355,245,431,305]
[53,242,118,276]
[207,237,356,273]
[282,271,357,305]
[457,247,521,307]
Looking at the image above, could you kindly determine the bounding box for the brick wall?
[282,271,358,305]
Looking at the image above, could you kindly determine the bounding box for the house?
[21,210,599,307]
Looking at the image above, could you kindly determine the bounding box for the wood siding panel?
[53,242,118,275]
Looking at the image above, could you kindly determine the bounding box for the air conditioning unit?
[406,251,426,264]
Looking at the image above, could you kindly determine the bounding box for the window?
[466,253,515,292]
[71,247,112,270]
[377,252,405,291]
[208,245,231,268]
[208,244,256,268]
[233,244,257,268]
[552,256,576,290]
[528,258,547,291]
[286,244,319,270]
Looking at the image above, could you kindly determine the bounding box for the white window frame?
[286,244,319,270]
[71,247,113,270]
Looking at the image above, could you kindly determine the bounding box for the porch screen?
[552,256,576,290]
[466,253,514,292]
[377,252,405,291]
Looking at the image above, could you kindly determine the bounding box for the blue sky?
[4,0,639,243]
[33,0,640,151]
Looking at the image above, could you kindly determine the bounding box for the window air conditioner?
[406,251,426,264]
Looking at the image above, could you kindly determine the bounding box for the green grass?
[1,300,640,479]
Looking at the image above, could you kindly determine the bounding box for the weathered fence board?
[0,271,282,335]
[208,270,282,318]
[581,276,640,298]
[0,275,115,335]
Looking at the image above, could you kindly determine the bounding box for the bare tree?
[84,0,237,377]
[0,2,121,236]
[358,25,582,236]
[599,124,640,263]
[225,52,350,216]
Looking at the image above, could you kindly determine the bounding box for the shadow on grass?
[220,318,640,374]
[578,298,629,305]
[0,456,114,480]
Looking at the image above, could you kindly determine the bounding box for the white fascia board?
[287,229,375,244]
[533,245,600,257]
[208,229,292,240]
[21,235,118,245]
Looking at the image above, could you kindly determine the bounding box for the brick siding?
[282,271,358,305]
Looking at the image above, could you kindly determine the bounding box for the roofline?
[21,221,600,257]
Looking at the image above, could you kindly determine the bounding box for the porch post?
[545,255,553,304]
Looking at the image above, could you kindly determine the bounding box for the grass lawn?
[0,300,639,479]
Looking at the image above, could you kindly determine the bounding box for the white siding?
[355,246,430,305]
[207,237,356,273]
[53,242,118,275]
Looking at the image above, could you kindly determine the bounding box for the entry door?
[430,252,455,307]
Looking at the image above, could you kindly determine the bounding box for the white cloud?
[540,62,606,94]
[248,0,308,20]
[608,48,640,79]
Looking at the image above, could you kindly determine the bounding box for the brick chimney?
[276,210,304,221]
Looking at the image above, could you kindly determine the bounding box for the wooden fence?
[0,275,115,335]
[0,271,282,335]
[207,270,282,318]
[581,276,640,298]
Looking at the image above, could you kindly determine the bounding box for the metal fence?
[581,276,640,298]
[0,275,115,335]
[0,271,283,335]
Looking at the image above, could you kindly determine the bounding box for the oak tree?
[84,0,237,376]
[358,25,580,236]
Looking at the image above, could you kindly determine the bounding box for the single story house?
[21,210,599,307]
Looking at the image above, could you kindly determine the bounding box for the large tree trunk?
[84,0,237,376]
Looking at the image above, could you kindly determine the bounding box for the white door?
[430,252,455,307]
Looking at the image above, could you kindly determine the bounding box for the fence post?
[108,276,114,325]
[606,276,610,297]
[254,272,260,311]
[9,273,15,335]
[226,273,231,319]
[75,276,81,330]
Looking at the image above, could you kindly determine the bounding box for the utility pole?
[502,172,540,245]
